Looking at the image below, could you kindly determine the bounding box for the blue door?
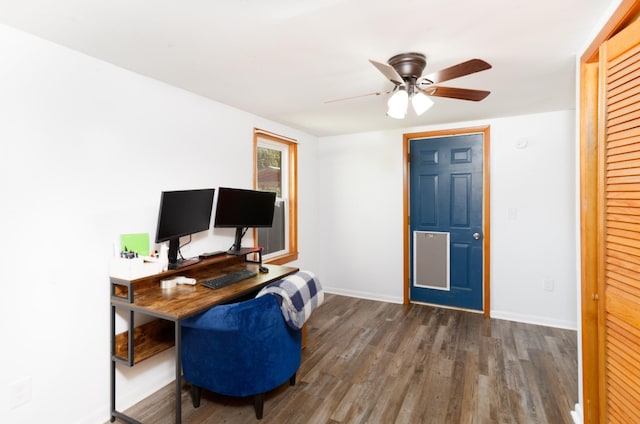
[409,133,484,311]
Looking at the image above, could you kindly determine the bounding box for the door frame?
[403,126,491,317]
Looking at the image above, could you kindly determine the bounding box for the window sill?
[265,251,299,265]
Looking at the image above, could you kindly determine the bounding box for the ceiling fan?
[328,52,492,119]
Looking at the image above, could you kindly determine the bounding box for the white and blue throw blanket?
[257,270,324,330]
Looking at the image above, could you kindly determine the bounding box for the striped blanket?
[257,270,324,330]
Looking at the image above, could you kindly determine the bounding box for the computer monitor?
[213,187,276,254]
[155,188,215,268]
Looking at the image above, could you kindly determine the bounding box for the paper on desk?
[120,233,150,256]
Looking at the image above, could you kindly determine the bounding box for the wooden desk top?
[111,255,299,320]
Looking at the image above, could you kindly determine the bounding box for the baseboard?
[323,287,403,304]
[571,403,583,424]
[490,309,577,330]
[322,290,579,331]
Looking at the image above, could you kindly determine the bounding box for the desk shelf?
[114,319,174,365]
[110,253,245,303]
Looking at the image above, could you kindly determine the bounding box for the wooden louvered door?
[599,16,640,423]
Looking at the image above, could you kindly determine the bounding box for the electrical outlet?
[544,278,555,292]
[9,377,32,410]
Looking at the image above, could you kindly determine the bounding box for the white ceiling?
[0,0,616,137]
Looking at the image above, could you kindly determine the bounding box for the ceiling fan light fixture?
[387,89,408,119]
[327,54,491,119]
[411,91,434,116]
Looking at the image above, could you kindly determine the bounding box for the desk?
[109,253,299,424]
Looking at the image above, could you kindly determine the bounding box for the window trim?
[254,129,298,264]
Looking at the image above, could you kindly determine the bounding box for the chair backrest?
[181,294,302,397]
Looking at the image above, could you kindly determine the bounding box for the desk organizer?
[110,257,163,280]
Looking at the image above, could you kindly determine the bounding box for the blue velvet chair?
[181,294,302,419]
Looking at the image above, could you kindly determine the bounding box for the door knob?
[473,232,481,240]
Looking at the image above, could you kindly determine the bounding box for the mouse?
[259,266,269,273]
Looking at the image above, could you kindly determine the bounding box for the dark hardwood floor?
[116,294,578,423]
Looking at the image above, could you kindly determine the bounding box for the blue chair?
[181,294,302,419]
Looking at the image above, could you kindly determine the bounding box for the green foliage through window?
[257,147,282,197]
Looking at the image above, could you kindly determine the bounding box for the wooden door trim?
[581,0,640,63]
[580,2,640,422]
[402,126,491,317]
[579,59,601,423]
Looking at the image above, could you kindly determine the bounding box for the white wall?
[317,110,577,329]
[315,131,406,303]
[0,24,319,424]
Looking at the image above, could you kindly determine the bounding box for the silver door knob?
[473,232,481,240]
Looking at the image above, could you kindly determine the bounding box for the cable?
[178,235,192,260]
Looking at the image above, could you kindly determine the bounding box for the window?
[254,129,298,264]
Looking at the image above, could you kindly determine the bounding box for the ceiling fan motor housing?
[388,52,427,81]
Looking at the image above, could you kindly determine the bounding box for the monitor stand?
[168,257,200,270]
[227,247,262,265]
[227,247,260,256]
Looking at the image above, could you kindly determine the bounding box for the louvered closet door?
[600,16,640,423]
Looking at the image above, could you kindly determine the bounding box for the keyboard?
[201,269,258,290]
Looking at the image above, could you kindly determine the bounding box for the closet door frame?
[580,1,640,422]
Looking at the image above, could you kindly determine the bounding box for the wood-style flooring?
[116,294,578,423]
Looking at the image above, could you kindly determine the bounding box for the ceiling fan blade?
[324,89,393,104]
[422,86,490,101]
[422,59,492,84]
[369,59,405,85]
